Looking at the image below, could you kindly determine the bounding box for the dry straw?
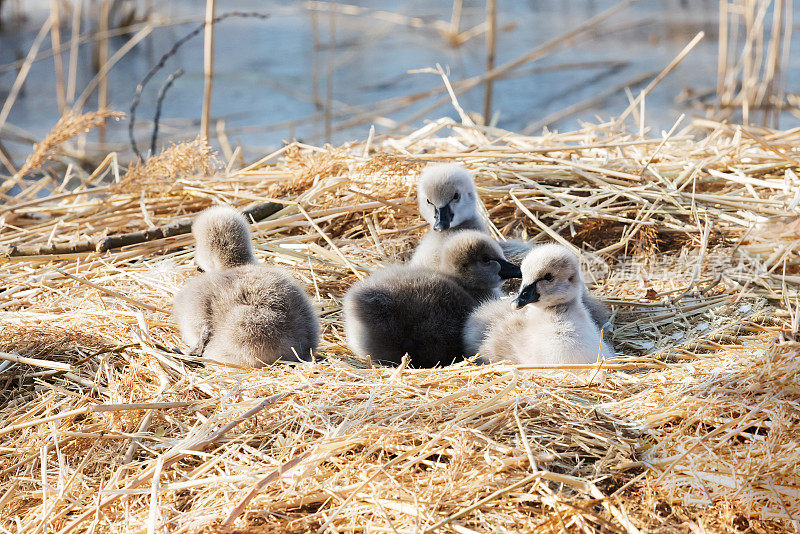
[1,109,123,195]
[0,110,799,533]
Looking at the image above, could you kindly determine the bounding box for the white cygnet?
[173,206,320,366]
[463,243,614,367]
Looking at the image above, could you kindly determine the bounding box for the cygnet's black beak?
[497,259,522,279]
[433,205,452,231]
[514,283,540,309]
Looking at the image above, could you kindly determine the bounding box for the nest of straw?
[1,114,799,533]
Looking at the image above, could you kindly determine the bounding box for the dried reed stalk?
[0,17,54,133]
[97,0,110,148]
[1,109,123,194]
[49,0,66,113]
[482,0,497,123]
[717,0,793,126]
[201,0,217,141]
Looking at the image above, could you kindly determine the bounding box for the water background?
[1,0,798,163]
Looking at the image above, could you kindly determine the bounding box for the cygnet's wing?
[475,305,530,365]
[174,266,318,367]
[173,274,218,349]
[462,298,514,357]
[582,291,611,329]
[202,266,319,366]
[409,230,446,268]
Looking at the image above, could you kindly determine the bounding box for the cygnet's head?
[515,244,582,309]
[192,206,257,272]
[418,164,480,231]
[440,230,522,291]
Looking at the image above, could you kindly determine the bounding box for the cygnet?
[463,243,614,367]
[173,206,319,366]
[344,231,521,367]
[411,164,610,326]
[411,164,487,268]
[410,163,530,267]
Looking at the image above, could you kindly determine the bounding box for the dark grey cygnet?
[173,206,319,366]
[343,230,521,368]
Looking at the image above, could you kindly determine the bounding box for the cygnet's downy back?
[344,232,520,368]
[173,206,319,366]
[464,243,614,367]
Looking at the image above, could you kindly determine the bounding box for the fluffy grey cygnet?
[411,164,487,268]
[411,164,610,326]
[173,206,319,366]
[463,243,614,366]
[411,163,533,268]
[344,231,521,368]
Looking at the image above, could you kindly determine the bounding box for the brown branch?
[2,200,285,258]
[96,218,195,253]
[2,239,97,258]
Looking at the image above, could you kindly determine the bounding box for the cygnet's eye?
[543,272,554,281]
[481,255,491,264]
[453,192,460,201]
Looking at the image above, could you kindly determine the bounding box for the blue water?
[1,0,798,163]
